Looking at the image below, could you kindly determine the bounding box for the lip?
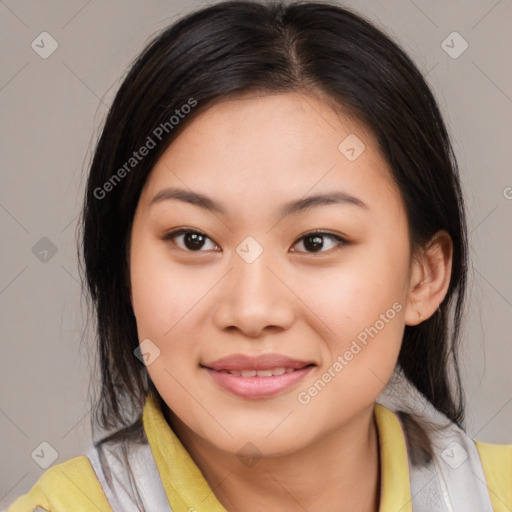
[201,353,316,399]
[202,353,315,371]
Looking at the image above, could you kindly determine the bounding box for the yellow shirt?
[7,392,512,511]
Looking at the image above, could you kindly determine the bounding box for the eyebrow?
[149,187,369,217]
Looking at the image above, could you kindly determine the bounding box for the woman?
[8,0,512,510]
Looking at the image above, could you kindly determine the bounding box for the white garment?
[86,437,172,511]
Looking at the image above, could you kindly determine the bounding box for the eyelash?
[162,228,349,254]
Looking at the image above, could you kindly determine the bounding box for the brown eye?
[163,229,219,252]
[291,231,348,253]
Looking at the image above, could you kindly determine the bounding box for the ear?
[404,230,453,326]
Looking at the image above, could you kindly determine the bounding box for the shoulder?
[7,419,147,511]
[475,440,512,508]
[378,392,512,509]
[475,439,512,462]
[6,455,112,512]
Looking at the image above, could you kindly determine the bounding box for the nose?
[212,247,296,338]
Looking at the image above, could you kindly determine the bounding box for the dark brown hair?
[80,0,468,465]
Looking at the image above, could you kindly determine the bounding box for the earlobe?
[404,230,453,326]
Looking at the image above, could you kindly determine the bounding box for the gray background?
[1,0,511,506]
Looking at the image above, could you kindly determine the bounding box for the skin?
[128,91,453,512]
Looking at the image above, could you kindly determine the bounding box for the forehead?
[141,92,400,215]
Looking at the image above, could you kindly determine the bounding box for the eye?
[162,228,219,252]
[290,230,348,253]
[162,228,348,254]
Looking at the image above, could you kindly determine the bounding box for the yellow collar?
[142,392,412,512]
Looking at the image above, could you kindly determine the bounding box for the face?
[128,91,413,457]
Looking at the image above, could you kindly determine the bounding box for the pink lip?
[205,366,314,399]
[202,353,315,399]
[203,353,314,371]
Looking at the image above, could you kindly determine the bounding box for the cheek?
[130,243,206,336]
[291,248,407,387]
[129,241,215,386]
[295,265,405,412]
[294,258,406,338]
[129,244,208,417]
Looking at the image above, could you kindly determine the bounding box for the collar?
[142,392,412,512]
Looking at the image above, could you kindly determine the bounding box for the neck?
[165,404,381,512]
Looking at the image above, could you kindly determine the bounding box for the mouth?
[211,365,314,377]
[201,354,316,399]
